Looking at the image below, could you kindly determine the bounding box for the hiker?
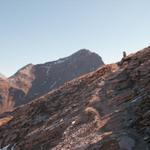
[123,51,127,58]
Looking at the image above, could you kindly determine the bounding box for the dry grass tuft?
[0,116,13,126]
[84,107,102,127]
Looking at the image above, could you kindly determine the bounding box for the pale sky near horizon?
[0,0,150,77]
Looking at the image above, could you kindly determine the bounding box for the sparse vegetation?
[84,107,101,126]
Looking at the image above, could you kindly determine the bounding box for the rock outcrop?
[0,47,149,150]
[0,78,14,113]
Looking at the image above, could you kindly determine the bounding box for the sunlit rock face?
[0,47,149,149]
[0,78,12,113]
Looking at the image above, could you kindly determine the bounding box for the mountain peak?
[10,63,34,78]
[69,49,103,65]
[76,49,91,54]
[71,49,95,57]
[17,63,34,72]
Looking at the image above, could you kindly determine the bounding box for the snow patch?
[53,58,68,65]
[72,121,76,125]
[0,144,15,150]
[130,94,147,103]
[50,82,57,89]
[0,145,10,150]
[45,65,51,75]
[54,60,65,64]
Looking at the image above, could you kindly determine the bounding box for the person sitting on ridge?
[123,51,127,58]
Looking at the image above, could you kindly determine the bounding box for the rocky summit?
[0,49,104,114]
[0,47,149,150]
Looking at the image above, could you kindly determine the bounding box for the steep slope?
[0,78,14,113]
[0,49,103,113]
[8,64,35,106]
[0,47,149,150]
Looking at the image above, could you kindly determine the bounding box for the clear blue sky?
[0,0,150,77]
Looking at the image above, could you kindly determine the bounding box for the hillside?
[0,47,149,150]
[0,49,104,113]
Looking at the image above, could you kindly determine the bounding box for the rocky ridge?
[0,47,149,149]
